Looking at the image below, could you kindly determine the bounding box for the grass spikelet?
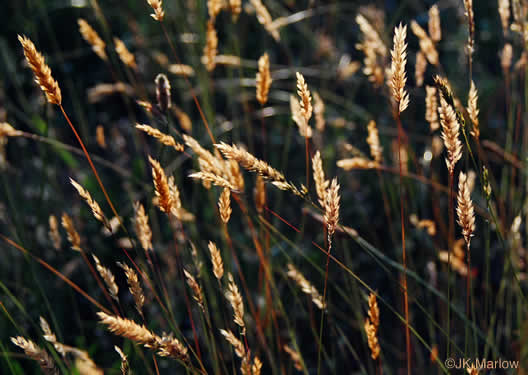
[133,202,153,252]
[457,172,475,246]
[189,171,238,191]
[312,151,329,207]
[219,329,245,358]
[61,213,81,251]
[410,21,438,65]
[77,19,107,61]
[184,269,205,312]
[324,178,340,244]
[148,156,173,214]
[97,312,189,361]
[296,72,313,121]
[48,215,61,250]
[96,125,106,148]
[254,175,266,213]
[70,177,111,231]
[215,142,285,183]
[290,95,312,138]
[18,35,62,105]
[366,120,383,163]
[283,345,303,371]
[355,14,386,87]
[313,92,326,132]
[250,0,280,41]
[114,38,137,70]
[252,356,262,375]
[155,73,171,112]
[438,97,462,174]
[146,0,164,21]
[425,85,440,132]
[218,187,232,223]
[117,262,145,316]
[92,255,119,302]
[114,346,130,375]
[364,318,380,360]
[428,5,442,42]
[256,52,272,105]
[463,0,475,57]
[203,20,218,72]
[367,292,380,328]
[336,157,378,170]
[467,81,479,138]
[415,51,427,87]
[389,23,410,113]
[11,336,58,375]
[0,122,22,137]
[208,241,224,281]
[226,273,245,334]
[287,264,325,309]
[173,106,193,132]
[168,64,195,77]
[136,124,183,151]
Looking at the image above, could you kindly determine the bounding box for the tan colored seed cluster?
[428,5,442,42]
[147,0,165,21]
[208,241,224,281]
[97,312,188,361]
[467,81,479,139]
[457,172,476,246]
[283,345,303,371]
[11,336,58,375]
[410,20,438,66]
[149,156,173,214]
[254,175,266,213]
[425,86,439,132]
[296,72,313,122]
[367,120,383,164]
[18,35,62,105]
[61,213,81,251]
[463,0,475,55]
[204,20,218,72]
[70,178,111,231]
[415,51,427,87]
[250,0,280,41]
[96,125,106,148]
[364,292,380,360]
[287,264,325,309]
[389,23,409,113]
[355,14,387,87]
[291,95,312,138]
[136,124,183,151]
[312,151,329,207]
[93,255,119,302]
[218,188,232,223]
[88,82,134,103]
[220,329,245,357]
[226,273,245,334]
[134,202,153,252]
[438,97,462,175]
[313,92,326,132]
[324,178,340,240]
[208,0,224,20]
[0,122,22,137]
[78,19,107,61]
[168,64,195,77]
[48,215,61,250]
[117,262,145,316]
[336,157,379,170]
[256,53,272,105]
[190,171,238,191]
[184,269,204,311]
[114,37,137,70]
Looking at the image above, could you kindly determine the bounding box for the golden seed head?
[11,336,58,375]
[226,273,245,334]
[389,23,409,113]
[149,156,173,214]
[457,171,476,246]
[208,241,224,280]
[136,124,183,151]
[438,97,462,174]
[283,345,303,371]
[415,51,427,87]
[218,187,232,223]
[250,0,280,41]
[117,262,145,316]
[428,5,442,42]
[312,151,329,207]
[313,91,326,132]
[324,178,340,237]
[114,37,137,70]
[296,72,313,121]
[18,35,62,105]
[364,319,380,360]
[366,120,383,164]
[134,202,153,252]
[48,215,62,250]
[92,255,119,302]
[467,81,479,138]
[208,0,224,20]
[183,268,204,311]
[425,86,440,132]
[287,263,325,309]
[61,213,81,251]
[77,19,107,61]
[70,178,110,231]
[203,20,218,72]
[356,14,387,87]
[336,157,379,170]
[219,329,245,358]
[254,175,266,213]
[256,53,272,105]
[147,0,165,21]
[367,293,380,327]
[0,122,22,137]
